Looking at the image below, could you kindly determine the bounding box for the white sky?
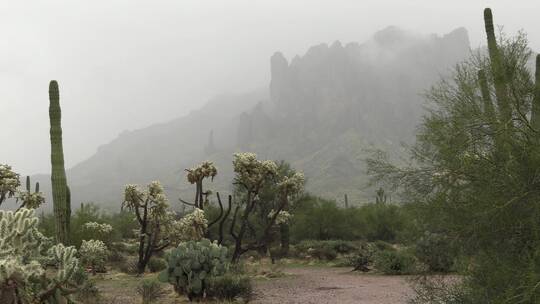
[2,0,539,175]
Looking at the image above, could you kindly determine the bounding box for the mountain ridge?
[29,26,471,211]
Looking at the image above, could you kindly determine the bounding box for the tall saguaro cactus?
[484,8,511,126]
[49,80,70,244]
[531,55,540,132]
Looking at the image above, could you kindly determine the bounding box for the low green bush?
[294,240,358,260]
[136,278,166,304]
[414,232,455,273]
[346,244,374,272]
[374,249,417,275]
[206,273,253,301]
[119,257,139,275]
[147,257,167,273]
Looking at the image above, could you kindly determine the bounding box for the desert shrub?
[372,240,396,252]
[136,278,166,304]
[75,279,101,304]
[107,210,138,239]
[119,257,139,275]
[414,232,455,273]
[375,249,417,275]
[79,240,109,274]
[294,240,358,260]
[346,244,374,272]
[290,195,410,243]
[206,273,253,301]
[159,239,229,301]
[147,257,167,273]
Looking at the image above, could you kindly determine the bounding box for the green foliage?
[294,240,358,260]
[0,208,84,303]
[159,239,228,301]
[346,243,374,272]
[374,249,417,275]
[147,257,167,273]
[136,278,166,304]
[414,232,455,273]
[206,273,253,301]
[119,257,139,275]
[368,9,540,302]
[290,195,409,242]
[49,80,71,244]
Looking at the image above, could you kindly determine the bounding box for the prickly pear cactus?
[159,239,228,301]
[0,208,83,303]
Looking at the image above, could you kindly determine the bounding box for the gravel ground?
[252,267,414,304]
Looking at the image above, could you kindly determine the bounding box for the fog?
[2,0,540,176]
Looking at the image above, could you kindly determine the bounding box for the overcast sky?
[2,0,539,175]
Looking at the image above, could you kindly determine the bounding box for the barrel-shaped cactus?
[159,239,228,301]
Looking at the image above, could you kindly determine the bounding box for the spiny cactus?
[484,8,511,124]
[173,208,208,243]
[122,181,172,274]
[0,209,83,303]
[184,161,218,209]
[79,239,108,275]
[159,239,228,301]
[16,176,45,210]
[49,80,71,244]
[531,55,540,132]
[0,164,20,205]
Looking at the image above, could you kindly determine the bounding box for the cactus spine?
[49,80,70,244]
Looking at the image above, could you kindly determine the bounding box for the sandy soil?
[252,267,414,304]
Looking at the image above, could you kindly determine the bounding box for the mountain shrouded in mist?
[31,26,470,210]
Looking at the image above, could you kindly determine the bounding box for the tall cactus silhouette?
[484,8,511,126]
[531,55,540,132]
[49,80,70,244]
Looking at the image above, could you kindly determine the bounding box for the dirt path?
[253,267,414,304]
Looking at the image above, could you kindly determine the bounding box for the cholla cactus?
[79,240,108,274]
[0,209,83,303]
[233,153,277,191]
[16,176,45,210]
[268,210,293,225]
[122,181,171,274]
[0,164,20,205]
[172,208,208,243]
[83,222,113,234]
[159,239,228,301]
[184,161,217,210]
[277,172,305,196]
[186,161,217,184]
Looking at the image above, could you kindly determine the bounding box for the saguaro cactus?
[49,80,71,244]
[531,55,540,132]
[484,8,511,126]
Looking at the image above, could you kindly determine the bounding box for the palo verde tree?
[122,181,173,274]
[49,80,71,244]
[369,8,540,302]
[229,153,304,262]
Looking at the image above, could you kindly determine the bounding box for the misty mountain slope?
[33,26,470,210]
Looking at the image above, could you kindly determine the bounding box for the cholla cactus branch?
[0,164,20,205]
